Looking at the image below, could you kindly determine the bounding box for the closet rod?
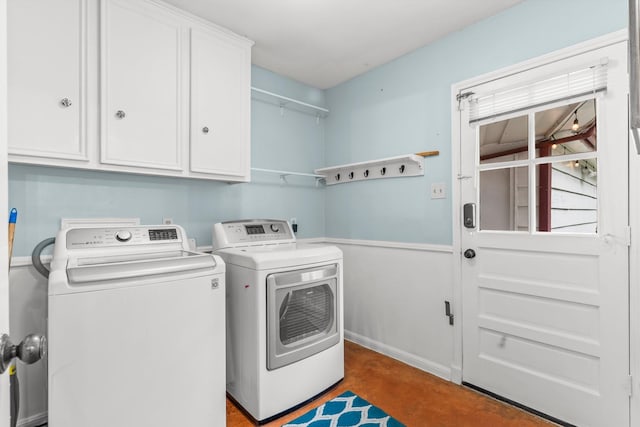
[251,167,325,178]
[251,87,329,114]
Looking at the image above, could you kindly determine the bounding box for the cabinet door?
[7,0,87,161]
[101,0,183,171]
[190,27,250,179]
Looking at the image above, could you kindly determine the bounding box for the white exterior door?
[1,0,11,425]
[459,41,629,426]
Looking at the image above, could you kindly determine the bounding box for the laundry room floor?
[226,340,553,426]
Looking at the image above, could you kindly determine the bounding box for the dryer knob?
[115,230,132,242]
[270,224,280,233]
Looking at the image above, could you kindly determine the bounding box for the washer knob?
[115,230,132,242]
[270,224,280,233]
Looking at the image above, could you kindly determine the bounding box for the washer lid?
[216,243,342,270]
[67,251,217,284]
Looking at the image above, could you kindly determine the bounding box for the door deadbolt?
[463,203,476,229]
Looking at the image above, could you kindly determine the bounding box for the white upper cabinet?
[190,26,251,180]
[7,0,88,162]
[101,0,184,171]
[7,0,252,182]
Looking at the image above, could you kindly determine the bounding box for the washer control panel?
[213,220,294,248]
[66,226,181,249]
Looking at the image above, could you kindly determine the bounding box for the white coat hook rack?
[314,151,439,185]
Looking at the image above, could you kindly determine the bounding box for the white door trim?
[450,27,632,408]
[0,0,11,426]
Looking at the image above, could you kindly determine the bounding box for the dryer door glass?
[279,284,333,345]
[266,264,340,370]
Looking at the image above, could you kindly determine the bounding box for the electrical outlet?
[431,183,446,199]
[187,238,196,250]
[163,217,173,225]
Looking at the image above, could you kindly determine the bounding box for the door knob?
[0,333,47,374]
[464,249,476,259]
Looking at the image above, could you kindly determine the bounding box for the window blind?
[468,63,608,124]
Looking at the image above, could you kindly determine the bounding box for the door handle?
[0,333,46,374]
[464,249,476,259]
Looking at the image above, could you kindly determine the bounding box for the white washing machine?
[48,225,226,427]
[212,219,344,423]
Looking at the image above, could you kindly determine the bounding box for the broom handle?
[8,208,17,267]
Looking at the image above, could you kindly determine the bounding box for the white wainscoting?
[319,239,455,381]
[9,261,48,427]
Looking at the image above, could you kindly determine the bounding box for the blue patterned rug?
[282,391,405,427]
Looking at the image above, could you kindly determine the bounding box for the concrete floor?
[226,340,553,426]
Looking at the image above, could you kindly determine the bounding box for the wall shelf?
[251,87,329,118]
[251,167,325,186]
[315,152,438,185]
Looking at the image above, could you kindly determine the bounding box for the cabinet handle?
[115,110,126,119]
[60,98,72,108]
[202,127,209,134]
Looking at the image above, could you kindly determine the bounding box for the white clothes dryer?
[212,219,344,423]
[48,225,226,427]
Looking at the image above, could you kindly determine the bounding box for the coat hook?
[399,164,405,174]
[335,173,341,181]
[364,169,369,177]
[380,167,386,176]
[348,171,354,180]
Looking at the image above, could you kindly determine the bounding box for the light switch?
[431,183,446,199]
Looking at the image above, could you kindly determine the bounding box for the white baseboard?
[345,330,451,381]
[450,364,462,384]
[18,411,47,427]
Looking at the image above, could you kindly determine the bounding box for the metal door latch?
[444,301,454,326]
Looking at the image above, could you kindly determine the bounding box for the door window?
[477,99,598,233]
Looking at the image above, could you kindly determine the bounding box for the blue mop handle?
[8,208,17,266]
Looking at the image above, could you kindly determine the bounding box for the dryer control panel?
[212,220,295,249]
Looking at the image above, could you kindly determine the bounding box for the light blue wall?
[8,66,327,256]
[9,0,630,254]
[324,0,628,244]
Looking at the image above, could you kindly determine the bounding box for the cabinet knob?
[202,127,209,134]
[60,98,72,108]
[115,110,126,119]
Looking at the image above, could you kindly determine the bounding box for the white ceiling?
[163,0,524,89]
